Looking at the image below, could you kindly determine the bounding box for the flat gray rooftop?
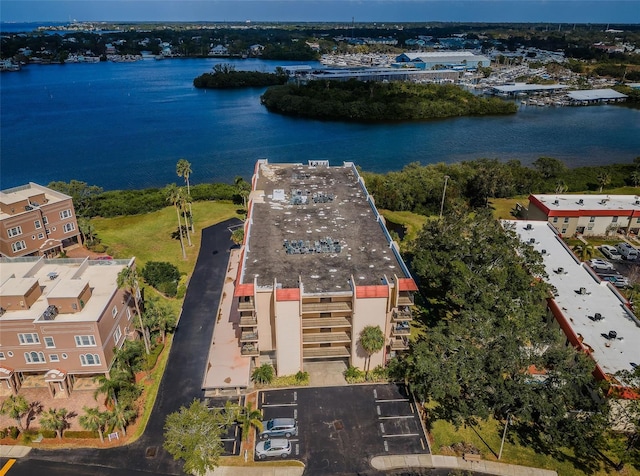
[242,162,410,294]
[492,83,569,93]
[567,89,628,101]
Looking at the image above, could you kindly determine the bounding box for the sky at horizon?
[2,1,640,24]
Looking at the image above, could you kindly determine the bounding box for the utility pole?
[439,175,450,219]
[498,413,510,460]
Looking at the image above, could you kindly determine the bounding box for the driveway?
[7,219,242,476]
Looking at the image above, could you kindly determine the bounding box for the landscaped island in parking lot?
[260,80,518,122]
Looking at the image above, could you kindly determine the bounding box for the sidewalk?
[0,445,31,458]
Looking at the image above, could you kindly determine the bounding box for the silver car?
[255,438,291,459]
[259,418,298,439]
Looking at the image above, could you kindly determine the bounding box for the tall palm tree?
[237,402,263,442]
[117,267,151,354]
[179,189,193,247]
[597,171,611,193]
[0,395,29,431]
[93,370,131,407]
[109,401,137,436]
[359,325,385,376]
[573,243,595,262]
[39,408,72,440]
[234,176,251,211]
[79,406,108,443]
[165,184,187,259]
[176,159,195,233]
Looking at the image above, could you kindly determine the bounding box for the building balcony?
[241,343,259,356]
[390,336,409,351]
[302,317,351,329]
[391,323,410,336]
[303,346,350,359]
[301,301,352,313]
[240,331,259,343]
[238,300,255,311]
[392,307,413,322]
[239,315,257,327]
[397,294,414,306]
[303,332,351,345]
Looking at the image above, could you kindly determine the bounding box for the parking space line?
[382,433,421,438]
[373,389,378,399]
[379,422,385,433]
[375,398,409,403]
[421,438,426,450]
[294,408,298,419]
[221,438,236,442]
[410,403,415,413]
[384,440,389,452]
[294,391,297,401]
[295,443,300,456]
[376,405,381,415]
[261,403,298,407]
[378,415,415,419]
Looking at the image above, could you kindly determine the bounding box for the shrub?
[368,365,389,382]
[344,366,366,384]
[7,426,19,439]
[176,282,187,299]
[41,430,56,438]
[295,371,309,384]
[156,280,177,298]
[0,428,7,439]
[142,262,180,294]
[146,342,165,370]
[64,430,99,439]
[90,243,108,253]
[251,364,275,385]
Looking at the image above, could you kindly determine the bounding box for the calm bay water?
[1,58,640,191]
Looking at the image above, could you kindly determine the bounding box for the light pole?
[439,175,450,220]
[498,412,510,460]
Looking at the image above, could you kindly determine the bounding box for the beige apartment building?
[0,183,81,258]
[234,160,417,376]
[527,194,640,236]
[0,256,138,398]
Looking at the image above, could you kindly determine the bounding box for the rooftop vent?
[553,199,559,205]
[635,200,640,205]
[579,287,587,295]
[555,267,564,274]
[525,223,532,230]
[578,199,584,205]
[529,238,535,244]
[609,330,617,340]
[595,312,603,321]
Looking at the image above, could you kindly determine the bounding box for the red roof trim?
[356,285,388,298]
[276,288,300,301]
[398,278,418,292]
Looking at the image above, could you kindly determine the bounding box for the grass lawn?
[488,196,529,220]
[92,201,241,275]
[430,416,640,476]
[379,209,428,244]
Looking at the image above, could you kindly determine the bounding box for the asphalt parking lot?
[205,396,243,456]
[258,384,428,475]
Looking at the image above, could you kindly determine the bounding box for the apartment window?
[589,216,596,223]
[63,222,75,233]
[11,241,26,253]
[552,217,558,223]
[43,336,55,348]
[114,326,122,345]
[0,352,5,360]
[563,217,569,223]
[74,335,96,347]
[34,219,42,229]
[24,351,45,364]
[612,216,619,223]
[112,306,118,318]
[42,216,48,225]
[49,354,60,362]
[126,308,132,321]
[637,218,640,224]
[60,209,72,219]
[80,354,101,366]
[7,226,22,237]
[561,228,567,234]
[37,233,44,239]
[18,333,40,345]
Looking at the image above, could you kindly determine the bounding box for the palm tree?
[0,395,29,431]
[573,243,595,262]
[176,159,195,233]
[237,402,263,442]
[632,170,640,188]
[79,406,108,443]
[39,408,72,439]
[234,176,251,211]
[93,368,135,407]
[165,184,187,259]
[109,401,137,436]
[597,171,611,193]
[117,267,151,354]
[251,364,274,385]
[359,325,385,376]
[179,189,193,247]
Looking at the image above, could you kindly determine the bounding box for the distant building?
[0,257,138,398]
[234,160,417,376]
[527,194,640,236]
[1,183,81,258]
[394,51,490,70]
[505,220,640,397]
[209,44,229,56]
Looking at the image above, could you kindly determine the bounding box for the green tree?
[165,184,187,259]
[251,364,274,385]
[234,176,251,211]
[39,408,73,439]
[0,395,29,431]
[79,406,109,443]
[164,399,228,476]
[117,267,151,354]
[144,296,177,343]
[108,401,137,436]
[231,227,244,245]
[573,243,595,261]
[176,159,195,234]
[77,217,98,247]
[359,325,385,376]
[597,171,611,193]
[47,180,103,217]
[631,170,640,188]
[237,402,263,442]
[93,368,135,407]
[533,157,567,180]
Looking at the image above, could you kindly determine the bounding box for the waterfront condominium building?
[234,160,417,376]
[0,256,138,398]
[0,183,81,258]
[527,194,640,237]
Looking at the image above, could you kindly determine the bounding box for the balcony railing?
[397,294,414,306]
[391,323,410,336]
[303,332,351,344]
[301,301,352,313]
[390,336,409,351]
[392,307,413,321]
[302,317,351,329]
[238,300,255,311]
[241,343,259,356]
[239,315,257,327]
[303,346,350,359]
[240,331,259,342]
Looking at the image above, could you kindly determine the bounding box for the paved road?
[8,219,242,476]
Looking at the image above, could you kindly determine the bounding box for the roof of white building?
[398,51,489,63]
[530,194,640,213]
[567,89,628,101]
[504,220,640,378]
[492,83,569,93]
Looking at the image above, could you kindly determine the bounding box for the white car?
[255,438,291,459]
[587,259,615,271]
[599,245,622,261]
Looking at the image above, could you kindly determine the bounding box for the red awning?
[397,278,418,292]
[276,288,300,301]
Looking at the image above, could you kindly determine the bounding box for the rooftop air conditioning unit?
[529,238,535,244]
[541,249,547,255]
[557,267,564,273]
[594,312,602,320]
[635,200,640,205]
[525,223,532,230]
[553,199,559,205]
[609,330,617,340]
[578,199,584,205]
[579,287,586,295]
